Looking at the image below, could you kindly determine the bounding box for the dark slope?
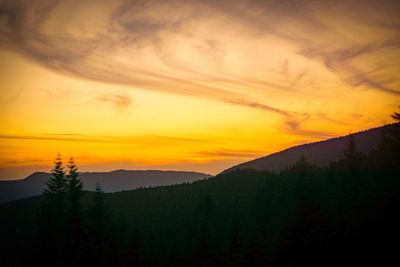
[222,124,390,173]
[0,122,399,266]
[0,170,210,203]
[1,157,399,266]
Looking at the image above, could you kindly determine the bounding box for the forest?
[0,112,399,267]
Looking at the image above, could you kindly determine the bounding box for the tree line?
[37,156,112,266]
[0,110,399,267]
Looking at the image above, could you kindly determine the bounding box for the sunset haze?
[0,0,399,179]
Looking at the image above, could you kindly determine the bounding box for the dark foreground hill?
[0,125,400,267]
[0,123,399,267]
[223,124,391,173]
[0,170,210,203]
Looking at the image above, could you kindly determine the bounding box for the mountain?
[222,124,391,173]
[0,124,392,204]
[1,127,399,266]
[0,170,210,203]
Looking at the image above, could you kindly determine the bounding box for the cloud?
[147,134,209,144]
[96,94,133,109]
[283,114,336,139]
[0,2,311,96]
[223,98,292,116]
[0,133,116,143]
[0,133,209,145]
[317,113,353,126]
[0,0,289,115]
[300,38,400,96]
[193,149,264,159]
[0,0,399,139]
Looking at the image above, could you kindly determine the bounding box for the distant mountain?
[1,131,399,266]
[0,170,210,203]
[222,124,392,174]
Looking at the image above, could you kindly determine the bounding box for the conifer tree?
[87,183,111,266]
[229,218,243,267]
[295,153,310,174]
[342,134,362,172]
[39,154,68,265]
[66,157,84,227]
[91,183,108,233]
[343,134,356,160]
[390,110,400,146]
[378,109,400,170]
[66,157,85,264]
[66,157,84,204]
[44,153,68,200]
[190,194,217,266]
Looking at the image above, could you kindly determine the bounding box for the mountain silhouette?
[0,170,210,203]
[222,124,391,174]
[0,122,399,266]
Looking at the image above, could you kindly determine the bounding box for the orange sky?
[0,0,399,179]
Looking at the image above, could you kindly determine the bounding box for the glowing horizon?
[0,0,399,179]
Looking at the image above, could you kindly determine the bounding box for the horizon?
[1,0,399,180]
[2,122,392,181]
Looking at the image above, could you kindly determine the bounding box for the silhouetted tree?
[293,153,311,174]
[12,111,400,266]
[38,154,68,265]
[189,194,219,267]
[65,157,85,264]
[278,198,334,267]
[43,153,68,200]
[390,109,400,149]
[91,183,108,234]
[391,110,400,166]
[341,133,362,173]
[86,183,111,266]
[228,218,243,267]
[289,154,314,201]
[375,110,400,171]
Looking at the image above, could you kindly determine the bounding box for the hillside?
[223,124,391,173]
[0,123,399,266]
[0,170,210,203]
[1,150,399,266]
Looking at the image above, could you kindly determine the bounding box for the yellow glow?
[0,0,399,179]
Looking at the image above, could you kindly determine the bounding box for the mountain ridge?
[222,123,393,174]
[0,170,210,203]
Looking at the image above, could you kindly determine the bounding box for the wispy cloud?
[193,149,264,159]
[300,38,400,96]
[97,94,133,110]
[283,114,336,139]
[0,133,115,143]
[0,0,399,139]
[223,98,292,116]
[0,133,209,145]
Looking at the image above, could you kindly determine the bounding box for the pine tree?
[190,194,217,267]
[342,134,362,172]
[87,183,111,266]
[229,218,243,267]
[343,134,356,161]
[379,109,400,170]
[39,154,68,265]
[91,183,108,233]
[390,110,400,146]
[294,153,310,174]
[66,157,84,204]
[43,153,68,199]
[66,157,84,224]
[65,157,85,264]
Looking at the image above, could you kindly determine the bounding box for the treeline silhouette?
[37,156,112,266]
[0,112,399,267]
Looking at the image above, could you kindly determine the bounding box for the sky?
[0,0,399,179]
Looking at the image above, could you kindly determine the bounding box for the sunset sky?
[0,0,399,179]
